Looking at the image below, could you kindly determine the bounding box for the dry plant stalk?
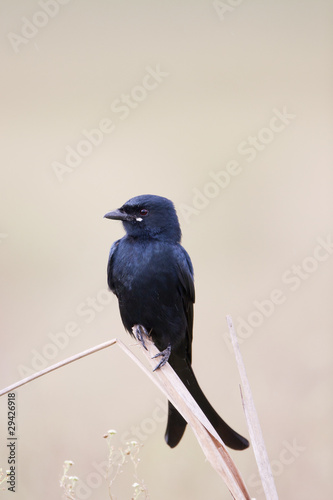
[227,315,279,500]
[0,326,255,499]
[0,340,118,397]
[131,325,251,500]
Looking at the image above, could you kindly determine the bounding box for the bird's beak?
[104,209,133,221]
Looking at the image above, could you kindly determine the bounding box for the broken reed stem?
[133,325,251,500]
[0,327,253,499]
[0,339,118,397]
[226,314,279,500]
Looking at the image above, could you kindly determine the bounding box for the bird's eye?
[139,209,149,216]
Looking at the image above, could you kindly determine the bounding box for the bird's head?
[104,194,181,242]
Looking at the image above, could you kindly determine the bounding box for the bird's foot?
[133,324,150,350]
[152,344,171,371]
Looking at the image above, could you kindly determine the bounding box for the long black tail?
[164,357,249,450]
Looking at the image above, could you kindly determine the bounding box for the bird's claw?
[133,325,171,371]
[152,344,171,371]
[133,324,149,350]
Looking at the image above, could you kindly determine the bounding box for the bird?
[104,194,249,450]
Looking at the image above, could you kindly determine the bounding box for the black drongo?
[105,194,249,450]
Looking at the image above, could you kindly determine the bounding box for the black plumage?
[105,194,249,450]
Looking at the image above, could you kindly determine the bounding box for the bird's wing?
[174,245,195,363]
[107,239,121,293]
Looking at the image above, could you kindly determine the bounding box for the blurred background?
[1,1,332,498]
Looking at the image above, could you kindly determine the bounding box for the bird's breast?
[113,239,179,307]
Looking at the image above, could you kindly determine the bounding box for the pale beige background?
[0,1,332,499]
